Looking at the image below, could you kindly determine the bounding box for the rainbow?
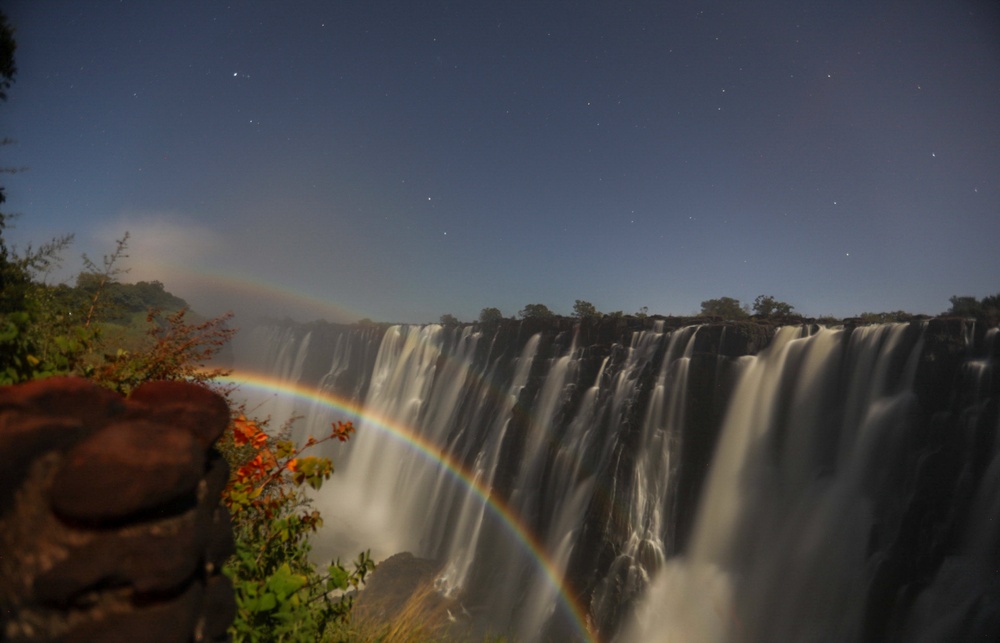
[218,369,598,643]
[147,263,367,323]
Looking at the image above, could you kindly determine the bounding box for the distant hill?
[52,276,189,325]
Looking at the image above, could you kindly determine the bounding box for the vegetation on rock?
[478,306,504,324]
[947,292,1000,323]
[699,296,749,319]
[519,303,554,319]
[572,299,599,319]
[751,294,795,317]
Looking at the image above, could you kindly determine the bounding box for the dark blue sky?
[3,1,998,323]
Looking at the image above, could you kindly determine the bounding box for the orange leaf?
[332,421,356,442]
[232,415,262,447]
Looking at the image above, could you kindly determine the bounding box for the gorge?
[232,316,999,642]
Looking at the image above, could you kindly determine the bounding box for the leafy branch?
[221,414,373,641]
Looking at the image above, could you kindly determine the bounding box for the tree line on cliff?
[435,290,999,327]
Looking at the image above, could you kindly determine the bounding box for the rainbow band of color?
[219,370,598,643]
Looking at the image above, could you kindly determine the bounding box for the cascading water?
[233,318,1000,642]
[587,324,701,629]
[896,325,1000,642]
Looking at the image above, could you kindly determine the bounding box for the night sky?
[3,1,998,323]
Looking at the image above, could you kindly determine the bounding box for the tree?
[90,307,236,395]
[859,310,914,323]
[519,303,554,319]
[948,295,980,318]
[0,10,19,306]
[478,307,503,324]
[983,293,1000,320]
[948,293,1000,322]
[572,299,599,319]
[700,297,748,319]
[0,11,14,102]
[752,295,795,317]
[439,313,459,325]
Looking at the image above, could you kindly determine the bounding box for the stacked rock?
[0,377,236,642]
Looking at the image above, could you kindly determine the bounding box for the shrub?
[220,414,375,642]
[700,297,748,319]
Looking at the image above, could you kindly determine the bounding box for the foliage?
[0,307,89,384]
[858,310,915,324]
[700,296,748,319]
[79,233,131,327]
[87,307,235,395]
[70,275,188,326]
[0,229,214,390]
[948,296,979,317]
[0,18,88,383]
[0,10,14,102]
[0,235,85,384]
[478,307,503,324]
[518,303,553,319]
[0,218,375,639]
[947,293,1000,322]
[439,313,460,325]
[0,9,18,309]
[752,294,795,317]
[572,299,599,319]
[220,415,375,642]
[0,228,74,313]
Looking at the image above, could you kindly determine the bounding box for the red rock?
[0,377,236,640]
[34,517,201,603]
[54,581,202,643]
[0,377,125,429]
[128,381,230,448]
[205,505,235,569]
[51,419,205,522]
[0,415,87,517]
[199,575,236,641]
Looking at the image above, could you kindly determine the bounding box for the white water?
[235,319,999,643]
[622,324,926,642]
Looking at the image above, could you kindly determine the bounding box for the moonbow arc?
[217,370,598,643]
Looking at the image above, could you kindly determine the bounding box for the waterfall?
[897,326,1000,642]
[234,318,1000,643]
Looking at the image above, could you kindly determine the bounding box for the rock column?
[0,377,235,642]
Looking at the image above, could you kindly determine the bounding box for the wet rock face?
[0,377,235,643]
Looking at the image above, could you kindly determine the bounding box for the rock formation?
[0,377,235,642]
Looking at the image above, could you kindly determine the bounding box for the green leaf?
[327,564,349,591]
[256,591,277,611]
[266,563,308,599]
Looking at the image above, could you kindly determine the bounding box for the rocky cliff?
[0,378,235,643]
